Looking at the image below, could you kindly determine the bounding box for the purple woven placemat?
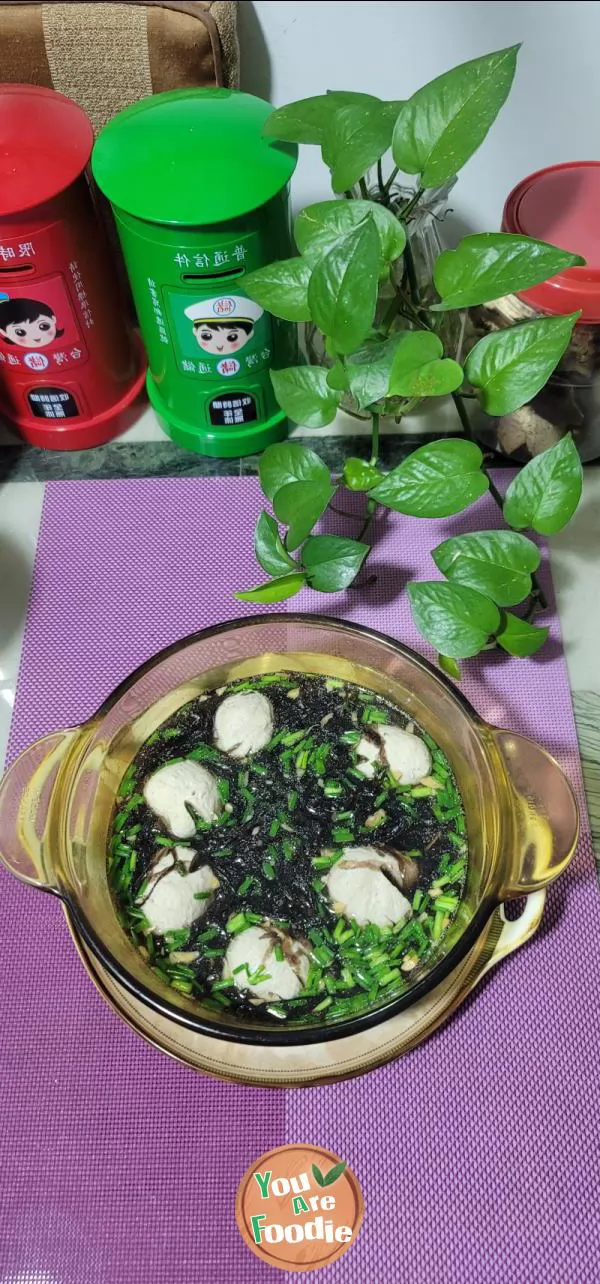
[1,476,598,1284]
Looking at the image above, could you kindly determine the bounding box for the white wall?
[239,1,600,236]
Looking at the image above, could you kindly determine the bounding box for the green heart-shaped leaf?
[295,200,406,267]
[503,433,583,534]
[243,258,312,322]
[433,233,585,311]
[465,313,579,415]
[270,366,341,428]
[254,512,297,577]
[370,439,488,517]
[302,535,369,592]
[259,442,331,502]
[326,361,349,392]
[308,217,380,355]
[322,100,403,193]
[345,334,407,409]
[263,92,380,145]
[408,581,500,658]
[234,573,306,604]
[342,457,384,491]
[392,46,519,188]
[273,479,336,550]
[387,331,463,397]
[496,611,550,656]
[432,530,540,606]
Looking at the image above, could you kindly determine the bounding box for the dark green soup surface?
[108,672,467,1025]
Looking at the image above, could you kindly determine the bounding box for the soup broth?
[108,672,467,1026]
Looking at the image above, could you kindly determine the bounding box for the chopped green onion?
[323,779,343,797]
[188,743,221,762]
[227,912,252,934]
[198,925,220,942]
[287,790,298,811]
[342,730,361,745]
[332,827,354,844]
[269,818,281,838]
[361,706,388,724]
[262,859,276,880]
[434,895,458,913]
[378,968,401,987]
[281,729,307,747]
[432,910,447,941]
[313,996,333,1012]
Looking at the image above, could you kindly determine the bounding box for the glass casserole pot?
[0,615,579,1046]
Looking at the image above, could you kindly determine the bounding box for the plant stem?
[377,158,385,195]
[381,165,400,199]
[357,412,382,543]
[359,177,369,199]
[403,238,420,310]
[358,498,377,542]
[399,187,425,221]
[451,392,548,613]
[370,411,380,466]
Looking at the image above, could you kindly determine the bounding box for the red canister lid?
[0,83,93,217]
[502,161,600,323]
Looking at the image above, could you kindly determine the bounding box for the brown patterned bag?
[0,1,239,130]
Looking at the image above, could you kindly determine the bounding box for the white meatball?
[143,760,221,838]
[214,691,274,759]
[325,845,413,929]
[138,848,219,935]
[378,725,431,785]
[223,924,310,1002]
[355,735,380,779]
[355,725,431,786]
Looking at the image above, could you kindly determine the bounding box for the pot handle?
[492,728,579,899]
[478,891,546,981]
[0,730,79,895]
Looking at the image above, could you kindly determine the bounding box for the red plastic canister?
[0,84,145,449]
[502,160,600,321]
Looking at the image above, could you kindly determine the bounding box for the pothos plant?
[235,45,584,676]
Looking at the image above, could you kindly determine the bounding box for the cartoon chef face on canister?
[184,295,264,357]
[0,295,64,348]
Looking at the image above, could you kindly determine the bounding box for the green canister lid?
[92,88,297,226]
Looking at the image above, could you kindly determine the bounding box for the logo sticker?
[236,1144,364,1273]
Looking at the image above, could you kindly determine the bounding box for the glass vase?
[304,180,464,429]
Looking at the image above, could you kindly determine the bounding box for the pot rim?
[66,612,502,1046]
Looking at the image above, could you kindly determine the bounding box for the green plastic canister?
[92,89,297,458]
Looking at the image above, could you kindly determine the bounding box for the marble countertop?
[1,404,598,868]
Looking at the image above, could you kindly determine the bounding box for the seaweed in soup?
[108,672,468,1026]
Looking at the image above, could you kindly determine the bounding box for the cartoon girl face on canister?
[184,295,263,357]
[0,297,64,348]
